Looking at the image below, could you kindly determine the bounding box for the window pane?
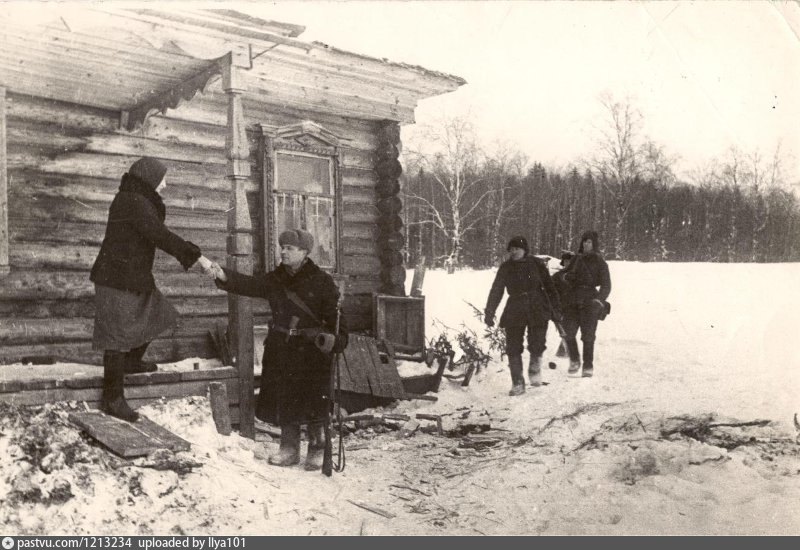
[306,197,335,269]
[275,153,331,194]
[274,193,304,266]
[273,193,336,270]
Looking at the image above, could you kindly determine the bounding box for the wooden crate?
[372,294,425,355]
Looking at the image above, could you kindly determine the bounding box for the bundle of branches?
[465,301,506,359]
[427,333,456,371]
[430,319,491,386]
[455,329,491,370]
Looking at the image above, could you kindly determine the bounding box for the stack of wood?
[375,120,405,296]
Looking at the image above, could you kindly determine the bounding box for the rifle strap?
[284,288,324,327]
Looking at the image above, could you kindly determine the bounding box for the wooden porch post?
[221,56,255,439]
[0,87,8,277]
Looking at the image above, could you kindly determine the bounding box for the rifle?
[322,278,346,477]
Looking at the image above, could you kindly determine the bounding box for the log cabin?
[0,7,464,432]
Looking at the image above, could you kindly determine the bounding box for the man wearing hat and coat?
[484,236,562,395]
[558,230,611,378]
[91,157,213,422]
[211,228,348,471]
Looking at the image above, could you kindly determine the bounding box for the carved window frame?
[258,122,343,274]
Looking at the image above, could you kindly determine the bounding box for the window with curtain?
[273,151,337,269]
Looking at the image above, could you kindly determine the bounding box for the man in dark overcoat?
[484,236,561,395]
[213,229,348,471]
[559,230,612,377]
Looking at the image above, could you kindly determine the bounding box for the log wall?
[1,81,384,365]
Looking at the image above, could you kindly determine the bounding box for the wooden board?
[68,411,190,458]
[373,295,426,354]
[337,334,406,399]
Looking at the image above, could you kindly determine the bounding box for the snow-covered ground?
[1,261,799,535]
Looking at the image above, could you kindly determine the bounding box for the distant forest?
[400,100,800,268]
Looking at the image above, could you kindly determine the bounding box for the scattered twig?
[389,484,432,497]
[537,402,623,434]
[634,413,648,433]
[347,499,396,519]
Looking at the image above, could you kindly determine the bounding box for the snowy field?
[1,261,799,535]
[423,261,800,428]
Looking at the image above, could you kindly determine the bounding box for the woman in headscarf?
[211,229,348,471]
[90,156,211,421]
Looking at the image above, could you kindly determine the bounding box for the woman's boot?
[304,422,325,471]
[102,350,139,422]
[508,355,525,396]
[269,423,301,466]
[566,339,581,375]
[125,342,158,374]
[529,355,542,386]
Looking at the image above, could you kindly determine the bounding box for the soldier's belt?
[270,325,321,339]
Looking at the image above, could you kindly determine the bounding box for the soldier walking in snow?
[484,236,562,396]
[209,229,348,471]
[556,230,612,378]
[90,157,213,422]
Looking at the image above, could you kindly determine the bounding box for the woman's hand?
[210,262,226,281]
[198,256,226,281]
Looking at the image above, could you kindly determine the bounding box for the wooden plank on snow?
[68,411,189,457]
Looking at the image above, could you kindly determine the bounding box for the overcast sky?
[248,1,800,182]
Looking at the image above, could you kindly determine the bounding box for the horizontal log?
[342,185,377,206]
[0,65,137,112]
[0,334,217,366]
[7,152,234,193]
[7,177,249,222]
[6,92,119,132]
[342,254,381,276]
[0,366,238,393]
[341,236,379,256]
[9,220,227,250]
[8,243,231,271]
[342,222,378,240]
[0,269,230,300]
[6,118,227,166]
[342,202,379,225]
[141,115,227,149]
[0,296,270,320]
[0,378,240,407]
[8,193,228,230]
[0,314,241,345]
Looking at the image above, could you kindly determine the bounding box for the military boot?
[528,355,543,387]
[566,339,581,375]
[269,423,301,467]
[508,355,525,396]
[304,422,325,471]
[582,340,595,378]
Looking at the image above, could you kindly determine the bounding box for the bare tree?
[403,116,498,270]
[584,93,677,259]
[483,143,527,265]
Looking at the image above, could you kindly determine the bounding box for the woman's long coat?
[90,175,200,292]
[217,259,347,425]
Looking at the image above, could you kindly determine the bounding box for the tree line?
[400,100,800,268]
